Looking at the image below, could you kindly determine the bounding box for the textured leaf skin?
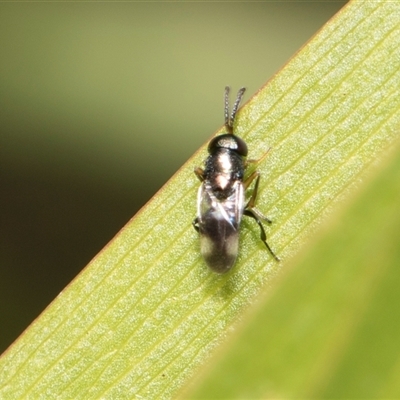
[1,1,400,399]
[185,140,400,399]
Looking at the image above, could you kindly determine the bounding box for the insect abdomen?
[199,214,239,273]
[197,181,244,273]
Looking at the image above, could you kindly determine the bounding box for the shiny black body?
[203,147,244,199]
[193,87,279,273]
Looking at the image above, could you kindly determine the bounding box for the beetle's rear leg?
[244,172,279,261]
[244,209,279,261]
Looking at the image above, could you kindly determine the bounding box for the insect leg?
[243,209,280,261]
[243,170,259,190]
[245,147,271,167]
[245,173,262,210]
[244,173,278,260]
[192,217,200,232]
[245,173,272,223]
[194,167,205,182]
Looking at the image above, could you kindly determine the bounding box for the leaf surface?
[1,1,400,398]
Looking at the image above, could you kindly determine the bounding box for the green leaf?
[1,1,400,398]
[183,137,400,400]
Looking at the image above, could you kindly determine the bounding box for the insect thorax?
[203,148,245,200]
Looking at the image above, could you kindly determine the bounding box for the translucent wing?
[197,181,245,273]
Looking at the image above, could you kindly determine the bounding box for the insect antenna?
[224,86,232,133]
[224,86,246,134]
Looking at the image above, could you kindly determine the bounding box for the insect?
[193,86,279,273]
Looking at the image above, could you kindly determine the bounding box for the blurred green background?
[0,2,346,354]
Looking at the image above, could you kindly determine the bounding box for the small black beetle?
[193,87,279,273]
